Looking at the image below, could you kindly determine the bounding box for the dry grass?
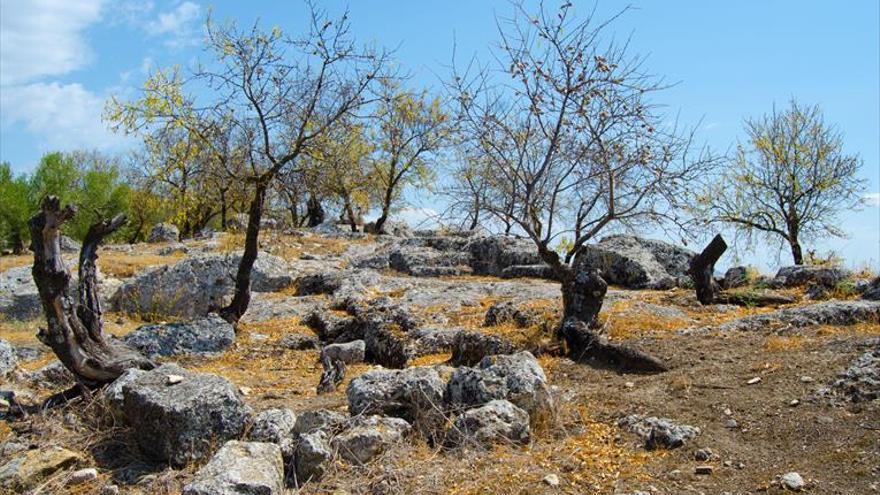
[97,251,185,278]
[599,299,691,340]
[763,335,805,352]
[217,231,375,262]
[0,253,31,272]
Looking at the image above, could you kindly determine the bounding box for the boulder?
[449,330,519,367]
[0,265,43,320]
[388,247,471,277]
[122,314,235,358]
[378,220,414,238]
[484,301,539,328]
[466,235,544,276]
[446,352,553,419]
[293,409,348,435]
[862,277,880,301]
[182,441,284,495]
[445,399,530,448]
[618,415,700,450]
[102,368,147,421]
[0,447,82,491]
[321,340,365,365]
[0,339,16,377]
[407,327,463,357]
[112,253,293,318]
[347,366,446,436]
[122,364,252,466]
[830,348,879,403]
[302,310,361,343]
[773,265,851,288]
[26,361,74,388]
[578,235,695,289]
[711,300,880,333]
[148,223,179,243]
[59,235,81,253]
[294,431,332,484]
[250,409,297,444]
[280,333,320,350]
[723,266,750,289]
[331,416,411,464]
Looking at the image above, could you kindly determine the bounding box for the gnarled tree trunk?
[306,195,325,228]
[689,234,727,305]
[29,196,154,403]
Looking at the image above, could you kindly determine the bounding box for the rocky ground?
[0,225,878,494]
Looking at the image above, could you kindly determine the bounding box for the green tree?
[699,100,865,265]
[0,162,34,253]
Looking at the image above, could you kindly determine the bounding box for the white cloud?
[864,193,880,207]
[0,0,104,85]
[0,82,129,151]
[147,1,201,47]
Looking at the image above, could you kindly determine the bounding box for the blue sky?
[1,0,878,270]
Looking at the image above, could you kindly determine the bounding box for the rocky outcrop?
[445,399,531,448]
[279,333,320,350]
[122,314,235,358]
[112,252,293,318]
[862,277,880,301]
[829,348,879,403]
[294,431,332,484]
[321,340,366,365]
[347,366,447,437]
[446,352,553,420]
[0,265,120,321]
[618,415,701,450]
[331,416,411,464]
[578,235,695,289]
[772,265,851,288]
[148,222,179,243]
[182,441,284,495]
[708,300,880,333]
[293,409,348,435]
[449,330,519,367]
[250,408,297,444]
[722,266,750,289]
[122,364,252,466]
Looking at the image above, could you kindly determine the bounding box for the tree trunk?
[220,189,228,231]
[342,194,358,232]
[306,195,325,228]
[790,239,804,265]
[219,181,268,324]
[11,231,25,254]
[689,234,727,305]
[560,267,606,327]
[28,196,154,395]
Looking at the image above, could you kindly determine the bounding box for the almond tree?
[110,3,388,323]
[697,100,865,265]
[449,1,716,370]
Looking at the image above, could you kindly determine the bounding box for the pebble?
[723,408,733,416]
[101,485,120,495]
[695,465,713,475]
[166,374,184,385]
[542,474,560,487]
[780,472,805,491]
[725,419,739,429]
[800,376,814,383]
[747,377,762,385]
[624,381,635,388]
[239,386,252,396]
[694,448,713,461]
[789,399,800,407]
[69,468,98,485]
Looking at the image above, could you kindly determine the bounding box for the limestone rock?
[122,313,235,358]
[183,441,284,495]
[445,399,530,448]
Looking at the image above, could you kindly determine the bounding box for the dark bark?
[558,319,668,373]
[220,188,228,230]
[10,231,25,254]
[28,196,154,393]
[790,239,804,265]
[316,355,345,395]
[689,234,728,305]
[306,195,325,227]
[219,180,268,323]
[560,266,607,326]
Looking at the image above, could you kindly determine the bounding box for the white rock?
[747,377,762,385]
[542,474,560,487]
[166,374,184,385]
[781,472,805,491]
[68,468,98,485]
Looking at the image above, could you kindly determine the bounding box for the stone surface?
[0,338,16,377]
[0,446,82,491]
[446,352,553,419]
[294,431,332,484]
[829,348,879,402]
[102,368,147,421]
[122,364,252,466]
[279,333,320,350]
[321,340,366,365]
[26,361,74,388]
[618,415,701,450]
[723,266,750,289]
[449,330,519,367]
[331,416,411,464]
[68,467,98,485]
[59,235,81,253]
[578,235,695,289]
[862,277,880,301]
[122,313,235,358]
[445,399,531,448]
[182,441,284,495]
[113,252,293,318]
[293,409,348,435]
[773,265,851,288]
[707,300,880,333]
[347,366,446,436]
[148,223,180,243]
[780,472,805,491]
[250,408,297,444]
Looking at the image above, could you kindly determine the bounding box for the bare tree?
[698,100,866,265]
[28,197,154,407]
[449,1,716,370]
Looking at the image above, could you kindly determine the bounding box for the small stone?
[723,408,733,416]
[736,462,745,470]
[789,399,799,407]
[725,419,739,429]
[542,474,560,487]
[239,387,252,396]
[68,468,98,485]
[800,376,814,383]
[723,460,733,467]
[667,469,681,479]
[166,374,184,385]
[624,382,635,388]
[694,448,713,461]
[695,465,713,475]
[101,485,120,495]
[781,472,805,491]
[747,377,762,385]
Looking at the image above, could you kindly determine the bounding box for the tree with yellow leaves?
[700,100,865,265]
